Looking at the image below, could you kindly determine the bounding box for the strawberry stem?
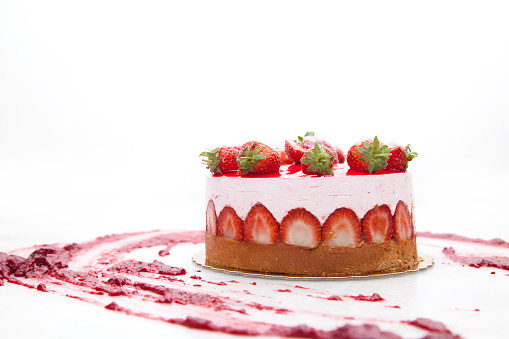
[200,148,222,174]
[298,131,315,143]
[301,143,333,175]
[237,143,265,175]
[404,144,418,169]
[356,136,390,173]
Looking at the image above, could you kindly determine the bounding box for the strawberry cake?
[201,135,419,277]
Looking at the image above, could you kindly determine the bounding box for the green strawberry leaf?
[238,144,266,175]
[200,148,222,174]
[298,131,315,143]
[356,136,391,173]
[301,143,333,175]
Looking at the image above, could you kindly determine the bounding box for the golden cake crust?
[205,232,419,277]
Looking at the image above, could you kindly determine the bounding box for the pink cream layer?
[206,164,414,224]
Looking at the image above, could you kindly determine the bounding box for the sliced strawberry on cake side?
[322,208,362,248]
[217,206,243,241]
[206,200,218,235]
[243,203,279,244]
[238,141,281,175]
[361,204,394,243]
[394,200,414,241]
[280,208,321,248]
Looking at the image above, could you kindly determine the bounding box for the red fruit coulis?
[442,247,509,270]
[348,293,385,302]
[1,230,507,338]
[213,164,404,179]
[417,231,509,271]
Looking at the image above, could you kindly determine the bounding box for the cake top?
[200,132,417,177]
[211,164,410,179]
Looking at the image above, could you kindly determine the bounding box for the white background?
[1,1,509,338]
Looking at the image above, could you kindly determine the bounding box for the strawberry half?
[361,204,394,243]
[280,208,321,248]
[347,136,390,173]
[238,141,281,175]
[206,200,217,235]
[300,143,334,176]
[322,208,362,248]
[284,140,306,164]
[394,200,414,241]
[200,146,240,174]
[217,206,243,241]
[243,203,279,244]
[276,148,294,165]
[336,147,345,164]
[386,143,418,172]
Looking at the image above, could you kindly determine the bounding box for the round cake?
[204,164,419,277]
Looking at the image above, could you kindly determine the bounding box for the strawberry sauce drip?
[2,230,502,338]
[212,164,403,178]
[346,169,401,176]
[216,171,282,178]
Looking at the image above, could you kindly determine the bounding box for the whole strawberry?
[386,143,418,171]
[300,143,334,176]
[300,135,339,164]
[347,136,390,173]
[238,141,281,175]
[285,131,342,164]
[200,146,240,174]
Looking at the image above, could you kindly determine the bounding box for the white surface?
[1,1,509,338]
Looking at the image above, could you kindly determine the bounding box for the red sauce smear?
[406,317,453,334]
[442,247,509,271]
[417,232,509,248]
[348,293,385,302]
[0,230,485,338]
[417,232,509,271]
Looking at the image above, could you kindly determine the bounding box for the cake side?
[206,233,418,277]
[204,166,418,277]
